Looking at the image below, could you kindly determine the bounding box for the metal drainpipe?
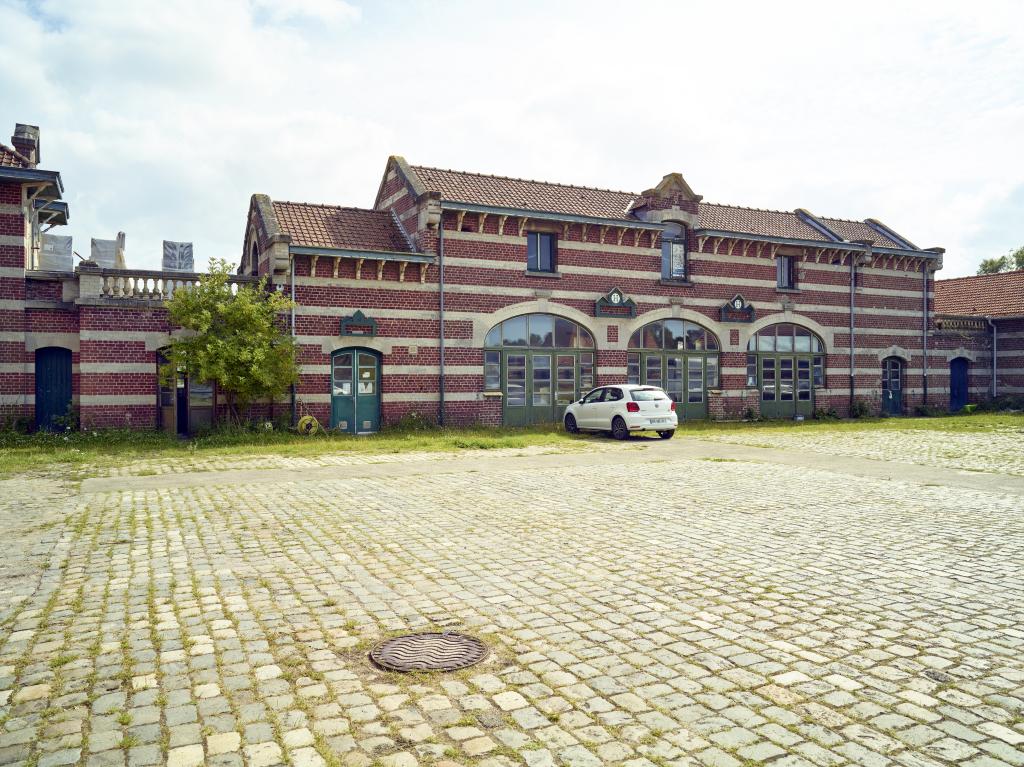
[290,254,296,426]
[438,218,446,427]
[988,318,997,399]
[921,262,929,407]
[849,254,857,414]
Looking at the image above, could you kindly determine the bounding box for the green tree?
[977,255,1010,275]
[161,258,297,423]
[977,247,1024,275]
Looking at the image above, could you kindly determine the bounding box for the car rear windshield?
[630,388,669,401]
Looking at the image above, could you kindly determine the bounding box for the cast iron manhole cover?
[369,632,488,672]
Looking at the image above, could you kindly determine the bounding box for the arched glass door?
[484,314,595,426]
[627,319,719,420]
[747,324,824,418]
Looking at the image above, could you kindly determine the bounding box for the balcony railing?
[98,269,258,301]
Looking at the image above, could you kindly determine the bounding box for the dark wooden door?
[35,347,72,431]
[950,358,969,412]
[881,358,904,415]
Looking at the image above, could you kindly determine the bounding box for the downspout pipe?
[290,254,296,426]
[988,318,997,399]
[438,218,446,427]
[849,255,856,414]
[922,261,929,407]
[849,240,874,415]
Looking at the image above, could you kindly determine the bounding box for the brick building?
[1,123,1015,432]
[931,270,1024,408]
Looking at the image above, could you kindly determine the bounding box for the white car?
[563,384,678,440]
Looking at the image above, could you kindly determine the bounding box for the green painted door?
[501,350,593,426]
[331,349,380,433]
[881,358,903,415]
[35,347,72,432]
[640,353,708,420]
[759,354,814,418]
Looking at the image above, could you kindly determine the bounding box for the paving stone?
[207,731,241,755]
[244,741,283,767]
[167,744,205,767]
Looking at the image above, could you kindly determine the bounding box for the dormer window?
[527,232,556,273]
[661,223,688,281]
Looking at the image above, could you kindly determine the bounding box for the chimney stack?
[12,124,40,167]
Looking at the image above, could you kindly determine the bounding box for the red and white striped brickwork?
[4,161,1013,430]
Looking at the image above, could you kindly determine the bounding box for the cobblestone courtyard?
[2,426,1024,767]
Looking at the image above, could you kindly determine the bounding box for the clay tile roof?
[697,203,830,241]
[272,202,412,252]
[0,142,30,168]
[403,162,926,249]
[818,217,903,249]
[934,270,1024,318]
[410,165,639,221]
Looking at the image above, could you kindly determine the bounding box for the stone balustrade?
[93,268,258,301]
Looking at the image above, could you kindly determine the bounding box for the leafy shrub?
[849,400,872,419]
[814,408,840,420]
[913,404,945,417]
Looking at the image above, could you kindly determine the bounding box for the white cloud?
[0,0,1021,275]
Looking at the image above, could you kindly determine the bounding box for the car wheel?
[611,416,629,441]
[564,414,579,434]
[658,430,674,440]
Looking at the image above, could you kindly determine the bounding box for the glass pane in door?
[579,353,594,391]
[665,356,683,402]
[646,355,663,389]
[779,358,794,400]
[507,354,526,406]
[761,358,776,401]
[687,357,703,403]
[797,359,811,401]
[532,354,551,405]
[556,355,575,404]
[333,353,353,396]
[357,353,376,394]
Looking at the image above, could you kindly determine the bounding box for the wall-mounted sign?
[339,310,378,336]
[595,287,637,318]
[720,294,755,323]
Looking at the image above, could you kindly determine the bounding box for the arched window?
[747,323,823,353]
[249,241,259,276]
[626,319,720,419]
[484,314,595,349]
[628,319,719,352]
[483,314,595,426]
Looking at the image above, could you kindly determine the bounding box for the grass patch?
[2,413,1020,477]
[673,412,1024,437]
[0,424,591,477]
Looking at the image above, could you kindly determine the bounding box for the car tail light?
[626,402,640,412]
[670,401,676,411]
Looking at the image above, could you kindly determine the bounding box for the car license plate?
[650,418,668,424]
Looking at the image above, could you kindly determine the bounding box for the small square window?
[527,232,556,273]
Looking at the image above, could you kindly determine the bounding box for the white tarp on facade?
[162,241,194,271]
[90,232,127,269]
[39,234,73,271]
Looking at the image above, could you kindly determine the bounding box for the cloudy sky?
[1,0,1022,276]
